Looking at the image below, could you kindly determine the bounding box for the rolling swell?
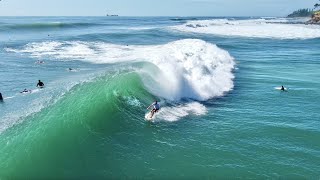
[0,22,105,32]
[3,38,236,136]
[0,71,153,178]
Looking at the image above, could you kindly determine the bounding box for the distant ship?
[106,14,119,16]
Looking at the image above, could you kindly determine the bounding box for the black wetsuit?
[37,81,44,88]
[0,93,3,101]
[21,89,30,93]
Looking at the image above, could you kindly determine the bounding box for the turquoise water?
[0,17,320,178]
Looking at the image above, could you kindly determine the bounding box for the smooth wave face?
[172,18,320,39]
[0,64,210,135]
[0,71,103,134]
[0,72,146,177]
[7,39,235,101]
[0,70,211,178]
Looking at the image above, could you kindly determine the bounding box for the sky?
[0,0,316,16]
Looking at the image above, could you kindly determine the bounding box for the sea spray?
[7,39,236,101]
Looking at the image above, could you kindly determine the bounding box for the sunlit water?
[0,17,319,178]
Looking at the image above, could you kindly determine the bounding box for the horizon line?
[0,15,283,17]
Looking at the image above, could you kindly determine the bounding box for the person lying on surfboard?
[20,89,31,93]
[147,100,160,118]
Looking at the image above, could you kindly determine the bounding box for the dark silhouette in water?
[280,85,287,91]
[0,93,3,101]
[37,80,44,88]
[35,60,44,64]
[20,89,31,93]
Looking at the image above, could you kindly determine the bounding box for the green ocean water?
[0,17,320,178]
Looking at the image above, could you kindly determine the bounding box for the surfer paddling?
[147,100,160,119]
[20,89,31,93]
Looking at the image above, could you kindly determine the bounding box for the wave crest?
[6,39,235,101]
[172,18,320,39]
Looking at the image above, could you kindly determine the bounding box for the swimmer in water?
[37,80,45,88]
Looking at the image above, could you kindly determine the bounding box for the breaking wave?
[171,18,320,39]
[7,39,235,101]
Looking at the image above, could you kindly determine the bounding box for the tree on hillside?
[315,0,320,10]
[287,8,313,17]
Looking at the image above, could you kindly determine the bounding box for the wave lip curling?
[6,39,236,101]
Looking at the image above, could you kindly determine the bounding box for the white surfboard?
[145,111,157,121]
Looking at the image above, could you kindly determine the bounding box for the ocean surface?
[0,16,320,178]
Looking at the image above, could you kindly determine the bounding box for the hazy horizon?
[0,0,316,17]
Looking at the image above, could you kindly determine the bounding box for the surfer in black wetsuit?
[0,92,3,101]
[147,100,160,118]
[37,80,44,88]
[281,85,285,91]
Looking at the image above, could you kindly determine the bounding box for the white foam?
[171,18,320,39]
[3,96,15,100]
[124,96,142,107]
[147,102,207,122]
[7,39,235,101]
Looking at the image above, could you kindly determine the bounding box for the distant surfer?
[68,68,80,72]
[20,89,31,93]
[35,60,44,64]
[68,68,76,71]
[0,93,3,102]
[147,100,160,118]
[280,85,286,91]
[37,80,45,88]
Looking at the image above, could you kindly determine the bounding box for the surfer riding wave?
[147,100,160,119]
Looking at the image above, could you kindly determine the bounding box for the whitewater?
[172,18,320,39]
[6,39,235,100]
[0,17,319,178]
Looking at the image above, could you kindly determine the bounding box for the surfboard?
[20,91,31,94]
[145,112,154,121]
